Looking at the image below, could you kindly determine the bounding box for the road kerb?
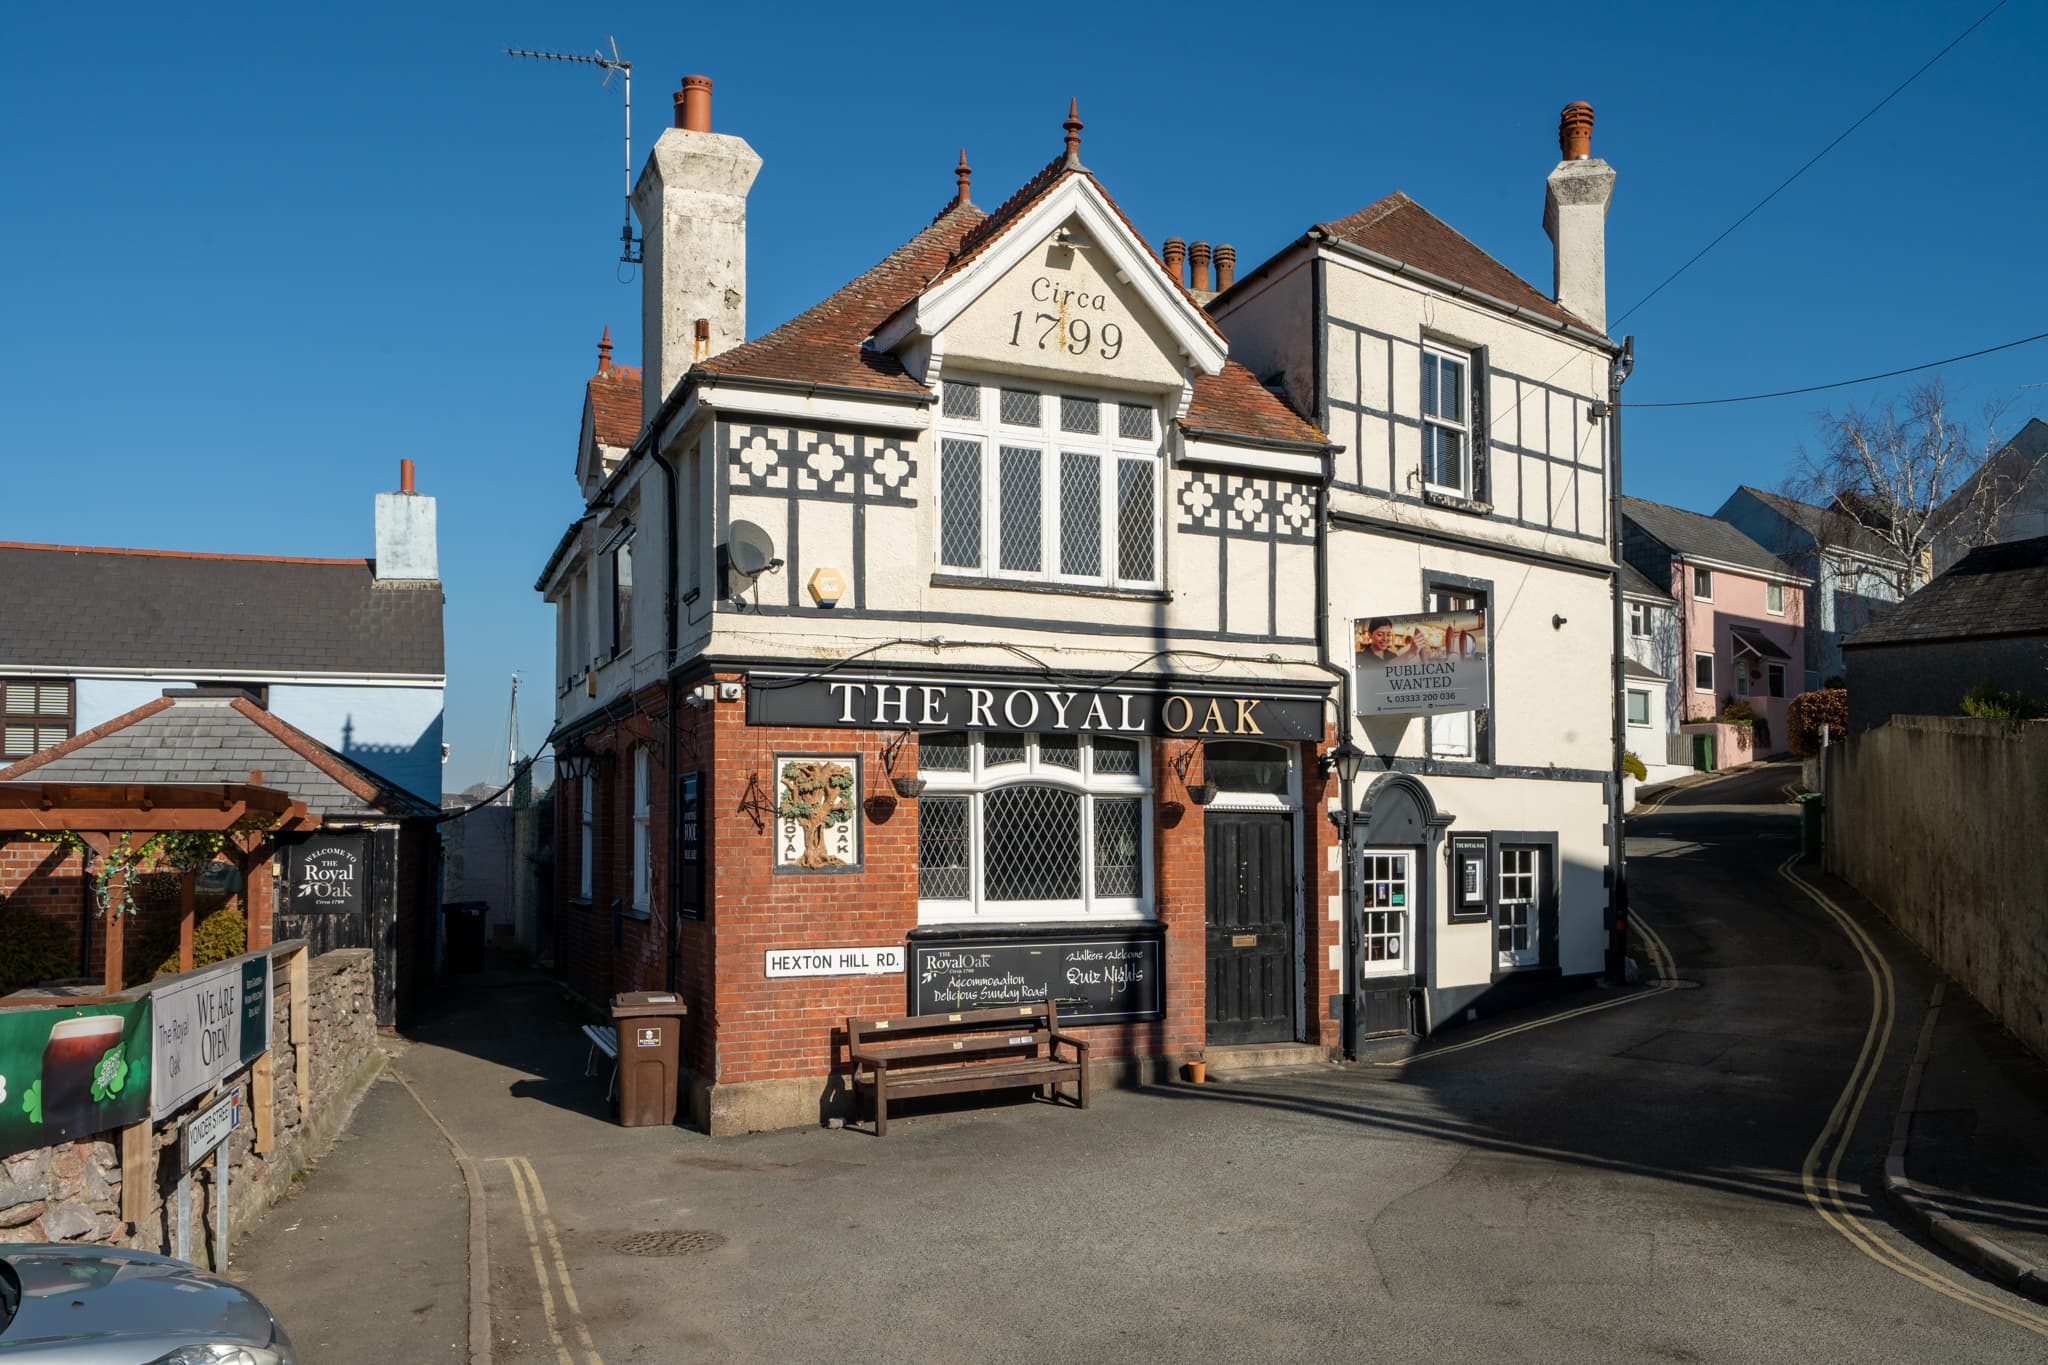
[390,1067,494,1365]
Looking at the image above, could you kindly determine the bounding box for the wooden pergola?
[0,780,318,994]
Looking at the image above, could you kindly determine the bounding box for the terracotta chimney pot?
[1190,241,1212,292]
[694,317,711,363]
[1559,101,1594,160]
[1163,237,1186,286]
[1215,244,1236,291]
[678,75,713,132]
[400,458,416,494]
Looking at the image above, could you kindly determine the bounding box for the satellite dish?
[727,521,781,578]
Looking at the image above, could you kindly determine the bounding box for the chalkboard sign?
[285,836,365,915]
[910,932,1163,1023]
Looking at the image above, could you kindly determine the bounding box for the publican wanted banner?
[1354,611,1489,717]
[0,999,154,1158]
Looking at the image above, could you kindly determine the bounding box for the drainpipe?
[652,447,682,992]
[1606,336,1635,984]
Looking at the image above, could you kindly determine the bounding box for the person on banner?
[1361,617,1414,664]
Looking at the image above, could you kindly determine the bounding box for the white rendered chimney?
[375,458,438,581]
[631,75,762,426]
[1542,101,1616,333]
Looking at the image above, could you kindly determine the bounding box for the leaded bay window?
[935,378,1162,589]
[916,730,1150,922]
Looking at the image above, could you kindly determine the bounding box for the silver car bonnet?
[0,1245,279,1361]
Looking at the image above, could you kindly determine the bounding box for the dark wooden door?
[1205,812,1295,1046]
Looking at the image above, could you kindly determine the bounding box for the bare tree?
[1787,379,2041,600]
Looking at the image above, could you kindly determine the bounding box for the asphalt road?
[379,760,2048,1364]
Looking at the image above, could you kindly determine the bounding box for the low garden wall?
[0,945,380,1266]
[1678,720,1756,771]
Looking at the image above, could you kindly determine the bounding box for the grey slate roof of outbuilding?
[0,544,443,676]
[1620,561,1672,601]
[1620,497,1798,579]
[1622,657,1666,682]
[1844,534,2048,648]
[0,697,436,819]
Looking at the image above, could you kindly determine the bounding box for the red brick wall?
[1302,724,1343,1049]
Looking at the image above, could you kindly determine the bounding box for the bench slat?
[853,1029,1049,1062]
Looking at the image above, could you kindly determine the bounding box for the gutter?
[1175,424,1338,458]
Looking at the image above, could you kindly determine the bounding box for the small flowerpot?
[1186,782,1217,806]
[891,776,927,799]
[1184,1060,1207,1085]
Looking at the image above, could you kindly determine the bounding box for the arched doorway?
[1352,773,1449,1039]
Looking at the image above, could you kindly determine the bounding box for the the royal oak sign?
[747,671,1324,741]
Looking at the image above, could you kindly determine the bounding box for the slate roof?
[1620,561,1672,601]
[0,543,444,676]
[1315,192,1594,335]
[686,160,1324,451]
[1728,486,1901,563]
[0,696,437,819]
[1620,497,1798,579]
[1845,534,2048,648]
[1622,657,1666,682]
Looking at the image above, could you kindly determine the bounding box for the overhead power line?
[1620,330,2048,410]
[1611,0,2009,329]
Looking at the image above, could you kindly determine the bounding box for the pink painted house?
[1621,497,1809,765]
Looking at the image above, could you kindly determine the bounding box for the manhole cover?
[1647,977,1704,990]
[616,1229,726,1257]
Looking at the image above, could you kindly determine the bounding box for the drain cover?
[616,1229,726,1257]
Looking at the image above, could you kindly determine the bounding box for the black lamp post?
[1324,741,1365,1056]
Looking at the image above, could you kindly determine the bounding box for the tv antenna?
[506,38,642,270]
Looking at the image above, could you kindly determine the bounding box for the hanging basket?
[1185,781,1218,806]
[891,776,928,799]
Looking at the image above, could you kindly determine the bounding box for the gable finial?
[955,147,972,207]
[597,325,613,375]
[1063,98,1083,168]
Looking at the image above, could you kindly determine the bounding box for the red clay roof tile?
[1182,364,1330,449]
[587,365,643,449]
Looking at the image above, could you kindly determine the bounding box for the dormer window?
[936,377,1162,591]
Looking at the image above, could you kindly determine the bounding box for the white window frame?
[1497,846,1540,970]
[916,731,1152,924]
[1626,688,1651,727]
[1421,344,1471,497]
[1626,600,1651,638]
[1692,565,1714,601]
[630,746,651,914]
[1693,652,1715,693]
[578,772,594,899]
[1766,580,1785,615]
[1426,587,1483,760]
[1357,848,1413,977]
[934,377,1163,591]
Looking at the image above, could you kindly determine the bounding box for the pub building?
[538,78,1627,1133]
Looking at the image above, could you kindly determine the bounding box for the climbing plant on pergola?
[0,782,317,994]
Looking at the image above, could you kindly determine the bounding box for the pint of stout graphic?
[41,1014,124,1136]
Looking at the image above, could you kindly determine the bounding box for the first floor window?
[2,679,72,758]
[1359,850,1411,975]
[578,773,594,898]
[1426,586,1488,760]
[1498,846,1541,969]
[1693,566,1714,600]
[936,377,1162,590]
[1421,346,1470,495]
[607,531,635,657]
[916,731,1149,921]
[1766,581,1785,615]
[1626,689,1651,726]
[1693,652,1715,692]
[1627,601,1650,638]
[630,746,651,913]
[1767,662,1786,698]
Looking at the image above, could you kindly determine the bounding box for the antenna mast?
[506,38,642,267]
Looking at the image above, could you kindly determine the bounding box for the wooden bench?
[846,1002,1089,1136]
[581,1024,619,1101]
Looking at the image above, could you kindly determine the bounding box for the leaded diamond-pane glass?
[1039,734,1080,769]
[984,732,1027,768]
[942,381,979,419]
[940,438,983,569]
[1117,459,1156,581]
[1118,403,1154,441]
[921,731,970,772]
[984,784,1082,900]
[919,796,970,899]
[999,446,1042,572]
[1092,737,1139,775]
[1095,797,1141,897]
[1060,450,1102,577]
[999,388,1041,427]
[1060,395,1099,434]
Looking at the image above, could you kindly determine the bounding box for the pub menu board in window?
[911,934,1164,1023]
[286,836,366,915]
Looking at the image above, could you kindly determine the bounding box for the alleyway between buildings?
[237,762,2048,1363]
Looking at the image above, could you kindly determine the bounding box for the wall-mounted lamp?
[555,740,595,783]
[1323,741,1365,786]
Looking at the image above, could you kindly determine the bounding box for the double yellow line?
[1779,855,2048,1337]
[501,1155,605,1365]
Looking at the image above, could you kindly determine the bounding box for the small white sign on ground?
[764,946,904,978]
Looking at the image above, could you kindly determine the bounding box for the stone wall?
[1826,717,2048,1061]
[0,946,380,1267]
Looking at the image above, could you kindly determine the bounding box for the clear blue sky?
[4,1,2041,792]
